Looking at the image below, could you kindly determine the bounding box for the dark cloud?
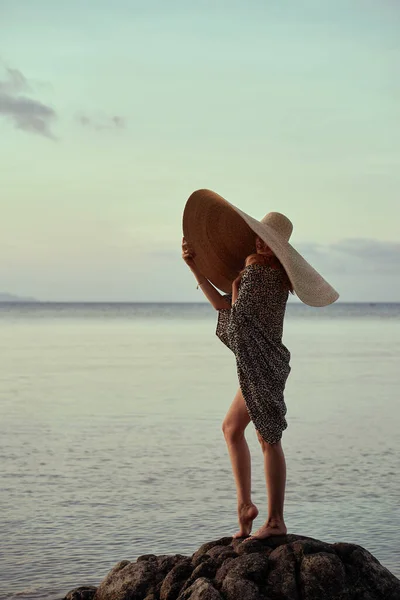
[76,112,126,131]
[0,94,56,138]
[1,63,125,140]
[0,66,56,139]
[332,239,400,267]
[111,115,125,128]
[77,115,91,127]
[0,67,29,94]
[298,239,400,274]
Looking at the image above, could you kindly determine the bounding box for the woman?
[181,189,338,540]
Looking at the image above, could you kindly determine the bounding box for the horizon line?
[1,300,399,305]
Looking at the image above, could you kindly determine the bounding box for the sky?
[1,0,399,302]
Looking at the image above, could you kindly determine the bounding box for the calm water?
[1,302,399,600]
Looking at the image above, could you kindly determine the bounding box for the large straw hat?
[182,189,339,307]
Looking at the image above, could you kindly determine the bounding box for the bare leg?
[250,432,287,538]
[222,388,259,537]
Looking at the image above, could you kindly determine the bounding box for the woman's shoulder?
[243,261,275,276]
[242,261,288,290]
[241,262,275,289]
[244,253,266,267]
[244,254,283,273]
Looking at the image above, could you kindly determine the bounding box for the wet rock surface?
[63,534,400,600]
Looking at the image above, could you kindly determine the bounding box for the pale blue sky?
[1,0,399,301]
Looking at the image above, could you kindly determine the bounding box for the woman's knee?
[256,429,281,451]
[222,418,246,443]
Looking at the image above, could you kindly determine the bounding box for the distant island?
[0,292,37,302]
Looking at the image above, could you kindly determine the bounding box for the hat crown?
[261,212,293,242]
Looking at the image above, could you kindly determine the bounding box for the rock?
[191,537,233,567]
[178,577,222,600]
[180,558,219,594]
[92,554,186,600]
[333,543,400,599]
[300,552,347,599]
[221,577,263,600]
[159,558,193,600]
[267,544,299,599]
[64,586,97,600]
[63,534,400,600]
[220,553,270,600]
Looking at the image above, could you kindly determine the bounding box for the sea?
[0,302,399,599]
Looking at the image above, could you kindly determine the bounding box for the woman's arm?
[231,253,263,304]
[231,273,243,305]
[182,237,231,310]
[197,275,231,310]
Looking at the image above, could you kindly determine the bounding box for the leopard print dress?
[216,263,291,444]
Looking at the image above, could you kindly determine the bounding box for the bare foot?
[249,518,287,539]
[233,503,259,538]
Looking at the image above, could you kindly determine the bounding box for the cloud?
[0,65,56,139]
[0,67,29,94]
[111,115,125,128]
[76,112,126,131]
[298,239,400,274]
[332,239,400,267]
[0,63,126,140]
[126,236,400,275]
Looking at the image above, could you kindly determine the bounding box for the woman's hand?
[182,237,196,268]
[181,238,229,310]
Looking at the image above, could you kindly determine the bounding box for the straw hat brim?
[182,189,339,307]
